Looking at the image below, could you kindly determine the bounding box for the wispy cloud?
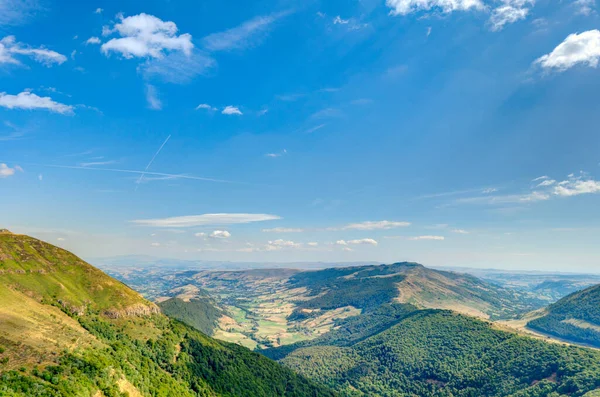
[139,51,215,84]
[0,91,73,114]
[196,103,217,111]
[222,106,242,115]
[489,0,535,31]
[79,160,118,167]
[331,220,411,231]
[262,227,304,233]
[145,84,162,110]
[86,37,101,45]
[336,238,378,246]
[265,149,287,158]
[451,229,470,234]
[0,36,66,66]
[408,235,445,241]
[311,107,343,119]
[0,0,40,26]
[202,11,292,52]
[131,213,281,228]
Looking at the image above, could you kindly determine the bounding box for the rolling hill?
[0,231,335,396]
[528,284,600,348]
[105,261,549,350]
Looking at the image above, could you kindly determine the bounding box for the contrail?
[16,163,245,184]
[135,134,171,190]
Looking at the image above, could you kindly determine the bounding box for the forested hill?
[269,306,600,396]
[0,231,335,396]
[528,284,600,348]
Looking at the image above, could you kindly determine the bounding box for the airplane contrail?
[135,134,171,190]
[16,163,245,184]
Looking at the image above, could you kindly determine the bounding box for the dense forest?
[528,285,600,348]
[158,296,223,335]
[271,309,600,396]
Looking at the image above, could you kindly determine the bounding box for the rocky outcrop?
[104,303,161,319]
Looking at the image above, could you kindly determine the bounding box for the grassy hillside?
[289,262,545,320]
[528,284,600,348]
[0,232,336,396]
[276,310,600,396]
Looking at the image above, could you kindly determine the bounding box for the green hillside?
[288,262,546,320]
[528,284,600,348]
[158,296,223,335]
[0,231,335,396]
[274,310,600,396]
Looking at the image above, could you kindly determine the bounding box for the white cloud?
[489,0,534,31]
[334,220,411,231]
[210,230,231,239]
[536,179,556,187]
[333,16,350,24]
[532,175,549,181]
[336,238,378,246]
[0,163,22,178]
[408,235,445,241]
[0,36,66,66]
[386,0,485,15]
[452,229,470,234]
[151,242,161,247]
[307,242,319,247]
[482,187,498,193]
[131,213,281,227]
[195,103,217,111]
[195,232,206,238]
[0,91,73,114]
[145,84,162,110]
[222,106,242,115]
[202,11,290,52]
[86,37,101,45]
[265,149,287,158]
[57,237,65,241]
[265,239,301,250]
[535,30,600,71]
[95,7,103,14]
[262,227,304,233]
[101,13,193,59]
[553,175,600,196]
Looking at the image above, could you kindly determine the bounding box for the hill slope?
[288,262,545,320]
[0,231,335,396]
[528,284,600,348]
[271,309,600,396]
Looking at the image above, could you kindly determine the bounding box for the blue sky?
[1,0,600,272]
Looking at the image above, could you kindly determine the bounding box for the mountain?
[286,262,546,320]
[0,231,335,396]
[104,262,549,350]
[267,308,600,396]
[528,284,600,348]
